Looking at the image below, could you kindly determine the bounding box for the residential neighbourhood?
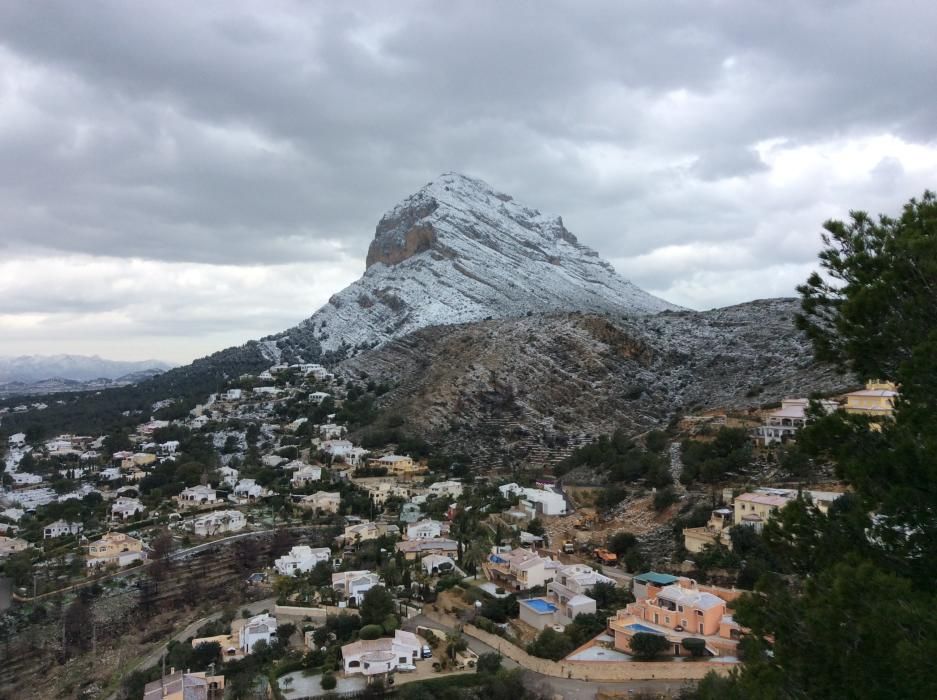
[0,360,906,699]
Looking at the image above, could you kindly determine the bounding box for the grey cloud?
[0,0,936,358]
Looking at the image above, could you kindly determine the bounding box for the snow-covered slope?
[269,173,679,358]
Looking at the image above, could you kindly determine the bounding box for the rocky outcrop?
[339,298,852,468]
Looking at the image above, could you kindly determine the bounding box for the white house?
[218,466,240,488]
[98,467,121,481]
[175,485,220,508]
[11,472,43,486]
[111,497,146,521]
[43,520,83,539]
[8,433,26,448]
[222,389,243,401]
[291,465,323,487]
[232,479,270,503]
[499,483,567,516]
[262,455,288,468]
[235,612,278,653]
[406,520,448,540]
[308,391,331,405]
[422,554,457,576]
[428,480,464,499]
[191,510,247,537]
[483,547,559,591]
[274,545,332,576]
[332,570,381,604]
[342,630,422,680]
[518,563,616,631]
[319,423,346,440]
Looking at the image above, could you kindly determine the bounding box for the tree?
[476,652,502,675]
[629,632,670,660]
[359,586,394,626]
[699,192,937,699]
[445,630,467,661]
[527,627,575,661]
[63,594,93,656]
[149,529,174,581]
[796,190,937,380]
[320,673,337,691]
[359,624,383,640]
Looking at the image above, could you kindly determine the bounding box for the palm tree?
[462,542,487,577]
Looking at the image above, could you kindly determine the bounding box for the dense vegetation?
[556,428,671,488]
[696,192,937,699]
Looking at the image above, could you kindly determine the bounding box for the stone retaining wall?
[423,609,731,682]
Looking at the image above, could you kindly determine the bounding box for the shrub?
[382,614,399,633]
[320,673,337,690]
[630,632,671,660]
[359,624,383,640]
[681,637,707,657]
[476,652,502,674]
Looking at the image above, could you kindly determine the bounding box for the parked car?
[421,645,433,659]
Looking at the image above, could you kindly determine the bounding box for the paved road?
[404,614,689,700]
[14,524,331,603]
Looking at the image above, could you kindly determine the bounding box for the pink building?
[608,577,741,657]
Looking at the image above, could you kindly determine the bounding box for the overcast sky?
[2,1,936,364]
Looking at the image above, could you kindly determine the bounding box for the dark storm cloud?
[0,0,936,359]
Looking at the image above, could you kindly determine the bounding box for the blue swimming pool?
[625,623,663,635]
[523,598,558,613]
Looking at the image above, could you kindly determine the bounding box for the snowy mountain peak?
[366,172,593,270]
[270,173,680,358]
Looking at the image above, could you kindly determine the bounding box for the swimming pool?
[523,598,558,613]
[625,623,663,635]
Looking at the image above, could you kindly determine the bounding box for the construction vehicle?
[594,548,618,565]
[562,541,576,554]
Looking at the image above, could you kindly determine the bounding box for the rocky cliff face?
[339,298,851,469]
[263,172,679,361]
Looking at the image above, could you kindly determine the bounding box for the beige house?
[143,670,225,700]
[683,508,734,553]
[297,490,341,514]
[337,520,387,546]
[844,380,898,419]
[368,454,426,477]
[86,531,147,570]
[395,538,459,561]
[0,536,30,558]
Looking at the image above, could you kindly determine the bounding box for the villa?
[608,577,741,657]
[174,485,220,509]
[86,532,147,570]
[483,546,558,591]
[274,545,332,576]
[518,563,615,630]
[190,510,246,537]
[341,630,423,684]
[332,570,381,604]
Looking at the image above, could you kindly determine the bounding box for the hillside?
[340,298,852,468]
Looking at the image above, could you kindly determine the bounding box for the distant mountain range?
[0,355,172,397]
